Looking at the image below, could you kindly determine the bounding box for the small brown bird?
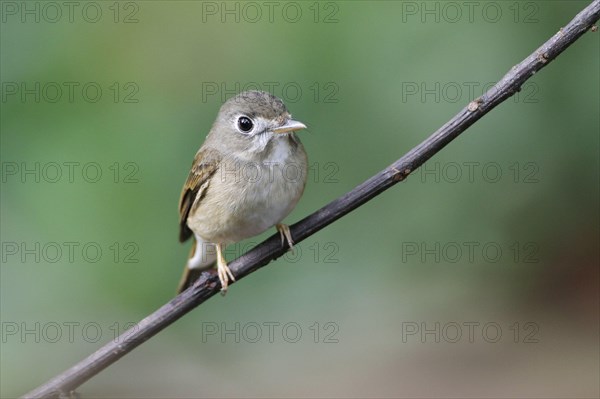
[178,91,308,293]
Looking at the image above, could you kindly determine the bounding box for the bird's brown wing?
[178,148,221,242]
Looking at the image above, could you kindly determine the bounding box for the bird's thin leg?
[216,243,235,292]
[276,224,295,254]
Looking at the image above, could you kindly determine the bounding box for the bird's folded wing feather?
[178,148,221,242]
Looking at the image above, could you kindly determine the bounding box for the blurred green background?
[1,1,598,397]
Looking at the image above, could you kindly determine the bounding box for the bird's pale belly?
[188,158,306,244]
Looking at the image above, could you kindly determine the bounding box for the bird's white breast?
[188,136,307,244]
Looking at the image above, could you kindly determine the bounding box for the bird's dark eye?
[237,116,254,133]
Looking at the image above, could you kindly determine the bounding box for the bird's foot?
[216,244,235,294]
[276,223,295,254]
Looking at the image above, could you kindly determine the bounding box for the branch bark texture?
[23,1,600,398]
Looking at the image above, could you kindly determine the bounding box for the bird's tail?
[177,236,217,293]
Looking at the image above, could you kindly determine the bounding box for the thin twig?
[23,1,600,398]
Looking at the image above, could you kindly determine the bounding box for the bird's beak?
[272,119,307,134]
